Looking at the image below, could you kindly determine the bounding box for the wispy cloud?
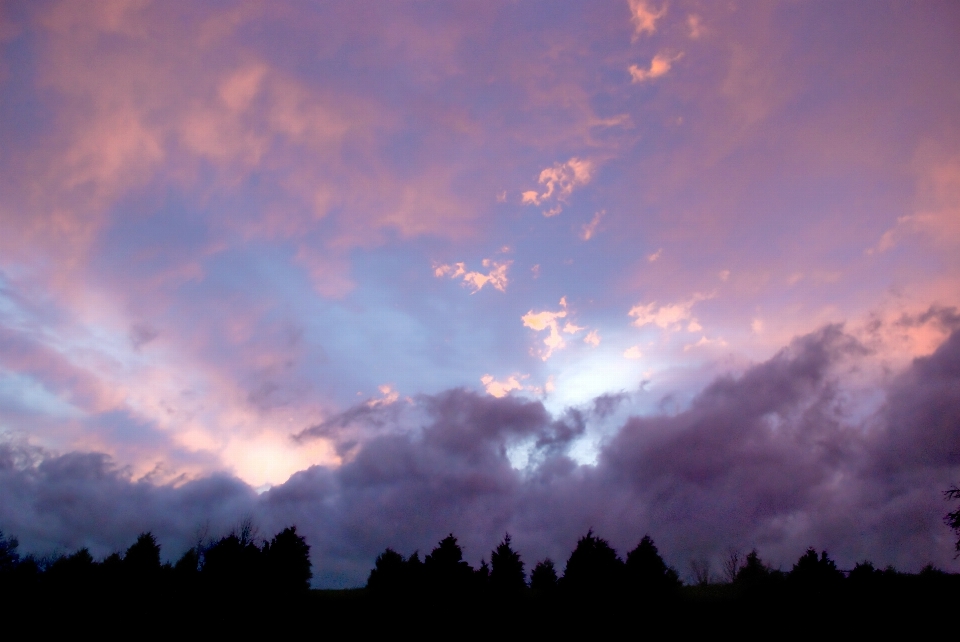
[480,373,527,398]
[522,158,593,217]
[434,259,512,293]
[629,52,682,83]
[628,0,666,39]
[581,210,604,240]
[522,297,593,360]
[629,293,711,332]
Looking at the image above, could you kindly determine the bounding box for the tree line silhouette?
[2,500,960,632]
[0,521,311,601]
[364,529,960,602]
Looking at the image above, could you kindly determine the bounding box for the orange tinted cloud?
[522,158,593,216]
[629,52,682,83]
[628,0,666,38]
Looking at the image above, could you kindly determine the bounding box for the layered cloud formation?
[1,1,959,586]
[3,321,959,587]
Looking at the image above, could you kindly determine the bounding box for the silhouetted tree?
[124,532,162,586]
[790,548,844,592]
[946,486,960,555]
[723,549,743,583]
[474,558,491,591]
[490,533,525,594]
[530,558,558,594]
[368,548,408,592]
[47,548,96,591]
[735,550,769,582]
[690,558,711,586]
[0,530,20,594]
[0,530,19,574]
[424,534,474,593]
[264,526,311,592]
[561,530,623,595]
[203,532,264,592]
[624,535,681,596]
[174,547,201,576]
[848,560,879,585]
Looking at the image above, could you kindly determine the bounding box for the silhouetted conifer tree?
[124,532,162,586]
[475,558,491,591]
[624,535,681,596]
[424,534,474,593]
[735,550,770,585]
[490,533,525,594]
[790,548,844,591]
[561,530,623,594]
[530,558,558,593]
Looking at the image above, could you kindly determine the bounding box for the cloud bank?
[3,324,958,587]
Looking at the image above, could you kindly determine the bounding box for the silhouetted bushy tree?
[124,532,162,586]
[424,534,474,593]
[624,535,681,596]
[174,547,201,576]
[732,549,785,596]
[264,526,311,592]
[561,530,623,595]
[47,548,96,591]
[203,532,264,592]
[367,548,408,592]
[490,533,525,594]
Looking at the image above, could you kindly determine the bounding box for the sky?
[1,0,960,587]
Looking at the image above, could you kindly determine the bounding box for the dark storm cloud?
[3,325,960,586]
[0,441,256,560]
